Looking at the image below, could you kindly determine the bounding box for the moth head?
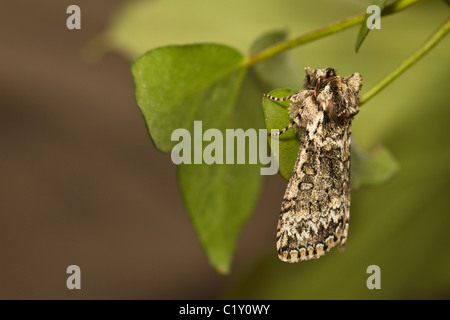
[304,68,337,88]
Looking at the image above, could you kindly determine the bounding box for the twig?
[360,17,450,105]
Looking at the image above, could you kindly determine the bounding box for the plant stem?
[246,13,363,67]
[359,17,450,106]
[245,0,424,67]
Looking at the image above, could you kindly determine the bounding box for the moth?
[264,67,362,262]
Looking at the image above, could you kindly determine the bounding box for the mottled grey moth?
[264,67,363,262]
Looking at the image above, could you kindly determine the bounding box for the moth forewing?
[265,68,362,263]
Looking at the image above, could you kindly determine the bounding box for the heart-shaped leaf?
[132,44,264,273]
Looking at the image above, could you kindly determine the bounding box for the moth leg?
[267,120,295,136]
[267,114,301,136]
[263,93,294,102]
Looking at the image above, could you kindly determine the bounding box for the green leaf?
[132,44,264,273]
[178,162,262,275]
[262,89,300,181]
[249,30,303,90]
[262,88,399,188]
[131,44,246,152]
[351,142,400,189]
[355,0,387,52]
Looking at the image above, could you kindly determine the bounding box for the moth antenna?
[263,93,294,102]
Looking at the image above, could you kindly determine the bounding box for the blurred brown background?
[0,0,284,299]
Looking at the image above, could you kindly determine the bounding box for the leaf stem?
[245,0,424,67]
[359,17,450,106]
